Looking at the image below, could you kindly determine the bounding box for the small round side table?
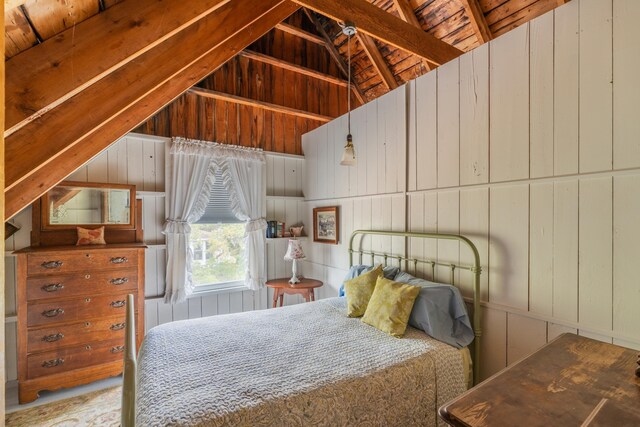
[265,278,323,308]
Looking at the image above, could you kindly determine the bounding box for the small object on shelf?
[283,239,305,284]
[266,220,277,238]
[276,222,285,238]
[290,225,304,238]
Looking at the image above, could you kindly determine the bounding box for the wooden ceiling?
[6,0,565,99]
[3,0,568,219]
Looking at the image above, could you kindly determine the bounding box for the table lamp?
[284,239,305,284]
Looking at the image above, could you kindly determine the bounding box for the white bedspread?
[136,297,466,426]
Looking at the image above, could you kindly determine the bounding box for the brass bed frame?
[348,230,482,386]
[121,230,483,426]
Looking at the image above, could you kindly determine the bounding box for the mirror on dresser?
[43,181,135,229]
[13,181,146,403]
[31,181,143,247]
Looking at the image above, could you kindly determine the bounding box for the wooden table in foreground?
[439,333,640,427]
[266,278,323,308]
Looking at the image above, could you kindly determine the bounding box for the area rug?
[6,386,121,427]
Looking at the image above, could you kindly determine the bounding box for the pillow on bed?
[393,271,474,348]
[344,265,383,317]
[361,276,420,337]
[338,265,399,297]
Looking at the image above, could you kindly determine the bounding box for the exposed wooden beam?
[1,0,6,415]
[290,0,462,65]
[303,8,366,105]
[460,0,492,44]
[4,0,299,219]
[356,33,398,90]
[239,50,351,88]
[189,87,334,122]
[6,0,233,136]
[391,0,434,71]
[275,22,325,45]
[4,0,23,11]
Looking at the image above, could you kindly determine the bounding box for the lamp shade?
[340,145,356,166]
[284,239,306,260]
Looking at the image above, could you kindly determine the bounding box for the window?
[190,171,245,291]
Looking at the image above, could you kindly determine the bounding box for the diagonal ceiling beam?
[275,22,325,45]
[189,87,334,122]
[5,0,23,11]
[303,8,366,105]
[239,50,351,88]
[290,0,462,65]
[391,0,434,71]
[356,33,398,90]
[5,0,234,136]
[4,0,299,219]
[460,0,492,44]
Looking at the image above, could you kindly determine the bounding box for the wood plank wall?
[301,0,640,381]
[4,133,306,384]
[133,15,350,156]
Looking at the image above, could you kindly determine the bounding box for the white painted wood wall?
[301,0,640,381]
[4,133,306,383]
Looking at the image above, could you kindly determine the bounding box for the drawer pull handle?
[111,345,125,353]
[42,358,64,368]
[42,308,64,318]
[41,283,64,292]
[111,300,126,308]
[42,333,64,342]
[110,277,129,285]
[110,257,128,264]
[41,261,63,269]
[110,323,126,331]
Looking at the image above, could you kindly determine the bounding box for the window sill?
[189,281,250,298]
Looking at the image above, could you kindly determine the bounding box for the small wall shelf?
[266,195,305,201]
[137,191,166,198]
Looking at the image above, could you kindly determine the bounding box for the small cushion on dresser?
[76,226,106,245]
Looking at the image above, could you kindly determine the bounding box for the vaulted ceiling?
[4,0,568,219]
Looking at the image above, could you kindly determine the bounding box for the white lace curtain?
[163,137,266,303]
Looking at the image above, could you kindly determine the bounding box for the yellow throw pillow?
[344,265,383,317]
[362,276,420,337]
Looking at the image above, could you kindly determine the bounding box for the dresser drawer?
[26,316,136,353]
[27,294,137,327]
[27,339,126,379]
[26,269,138,301]
[27,249,138,275]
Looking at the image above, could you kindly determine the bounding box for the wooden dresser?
[15,244,145,403]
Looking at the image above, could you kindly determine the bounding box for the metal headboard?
[348,230,482,386]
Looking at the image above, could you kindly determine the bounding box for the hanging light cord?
[347,32,351,137]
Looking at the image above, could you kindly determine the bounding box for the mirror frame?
[41,181,136,230]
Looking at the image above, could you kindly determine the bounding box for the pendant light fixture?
[340,23,357,166]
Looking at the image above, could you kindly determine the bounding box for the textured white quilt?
[136,297,465,426]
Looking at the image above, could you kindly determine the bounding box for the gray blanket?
[136,297,466,426]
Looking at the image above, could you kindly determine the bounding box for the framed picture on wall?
[313,206,339,244]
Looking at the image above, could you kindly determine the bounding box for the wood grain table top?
[265,278,323,289]
[439,333,640,427]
